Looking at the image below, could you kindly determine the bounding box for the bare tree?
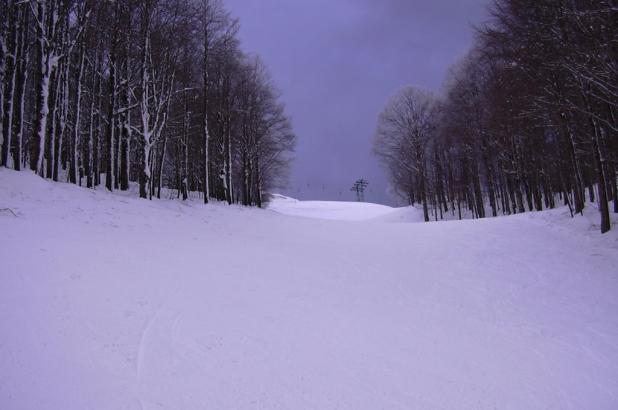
[374,87,437,221]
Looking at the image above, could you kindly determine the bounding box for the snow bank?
[1,168,618,410]
[267,196,401,221]
[266,194,428,223]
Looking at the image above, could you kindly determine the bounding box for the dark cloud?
[225,0,490,205]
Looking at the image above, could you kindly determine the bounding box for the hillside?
[1,169,617,410]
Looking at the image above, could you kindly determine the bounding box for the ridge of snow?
[266,195,420,222]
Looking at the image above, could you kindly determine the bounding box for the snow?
[267,194,423,222]
[1,168,618,410]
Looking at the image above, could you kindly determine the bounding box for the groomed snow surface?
[1,168,618,410]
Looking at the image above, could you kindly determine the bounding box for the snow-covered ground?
[1,169,618,410]
[267,194,424,222]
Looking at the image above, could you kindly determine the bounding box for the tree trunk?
[255,150,262,208]
[225,118,233,205]
[53,51,69,182]
[30,3,55,176]
[70,48,85,184]
[202,26,210,204]
[157,135,167,199]
[420,173,429,222]
[589,116,611,233]
[12,5,28,171]
[47,66,59,179]
[105,28,117,192]
[1,3,17,168]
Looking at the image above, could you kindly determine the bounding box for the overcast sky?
[225,0,490,205]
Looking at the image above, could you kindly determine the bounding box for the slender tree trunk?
[119,3,131,191]
[120,121,130,191]
[0,15,5,164]
[85,51,99,188]
[12,6,28,171]
[1,4,17,168]
[148,149,154,200]
[30,2,60,176]
[181,93,189,201]
[157,134,167,199]
[139,7,152,200]
[589,116,611,233]
[472,166,485,218]
[561,115,585,214]
[420,173,429,222]
[202,23,210,204]
[70,48,85,184]
[609,152,618,214]
[225,117,233,204]
[105,28,117,192]
[53,51,69,182]
[46,66,59,179]
[255,150,262,208]
[481,140,497,217]
[93,50,103,187]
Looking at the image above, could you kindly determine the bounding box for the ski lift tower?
[350,179,369,202]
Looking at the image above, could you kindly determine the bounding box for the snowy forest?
[374,0,617,233]
[0,0,295,207]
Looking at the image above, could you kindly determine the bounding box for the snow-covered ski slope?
[267,193,425,222]
[1,169,618,410]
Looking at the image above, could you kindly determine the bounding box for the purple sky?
[225,0,490,205]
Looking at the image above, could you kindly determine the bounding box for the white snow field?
[1,169,618,410]
[268,194,424,222]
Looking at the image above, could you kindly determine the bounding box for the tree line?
[374,0,617,233]
[0,0,295,207]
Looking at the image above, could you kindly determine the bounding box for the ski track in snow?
[1,169,618,410]
[136,304,165,387]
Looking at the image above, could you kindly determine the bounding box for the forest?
[0,0,296,207]
[374,0,617,233]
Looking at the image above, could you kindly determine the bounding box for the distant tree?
[374,87,437,222]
